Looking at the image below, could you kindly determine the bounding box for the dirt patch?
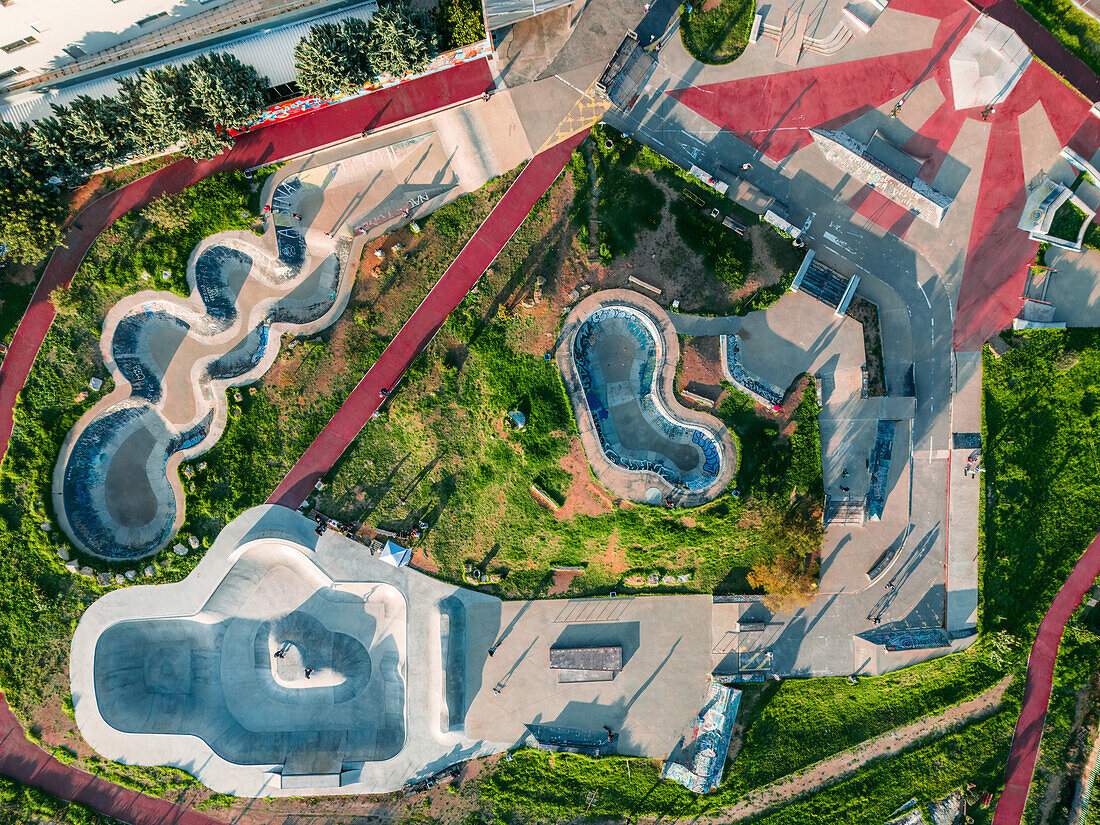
[596,531,628,579]
[555,437,615,519]
[548,568,584,595]
[680,335,726,401]
[846,296,886,396]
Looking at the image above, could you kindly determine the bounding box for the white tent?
[948,16,1031,110]
[378,540,412,568]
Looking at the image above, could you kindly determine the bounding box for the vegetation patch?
[1047,199,1088,244]
[679,0,757,65]
[983,330,1100,637]
[1014,0,1100,76]
[0,775,118,824]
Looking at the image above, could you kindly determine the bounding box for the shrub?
[436,0,486,49]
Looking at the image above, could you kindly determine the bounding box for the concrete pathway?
[711,675,1012,822]
[267,129,590,509]
[994,529,1100,825]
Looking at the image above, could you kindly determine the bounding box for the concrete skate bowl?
[438,596,466,732]
[559,293,735,506]
[54,176,354,561]
[88,542,407,769]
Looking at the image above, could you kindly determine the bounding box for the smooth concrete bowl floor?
[92,543,407,770]
[590,325,701,472]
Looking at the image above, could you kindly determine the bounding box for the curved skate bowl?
[70,505,507,796]
[53,174,356,561]
[557,291,735,506]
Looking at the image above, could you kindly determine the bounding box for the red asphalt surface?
[267,129,590,509]
[0,57,493,471]
[994,530,1100,825]
[667,0,1100,349]
[0,699,223,825]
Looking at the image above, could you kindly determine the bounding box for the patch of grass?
[1047,199,1088,244]
[0,775,118,824]
[590,131,665,259]
[738,703,1015,825]
[721,644,1006,795]
[480,645,1012,819]
[680,0,757,65]
[177,169,521,552]
[1014,0,1100,76]
[0,281,33,345]
[669,198,753,287]
[788,385,823,498]
[983,330,1100,637]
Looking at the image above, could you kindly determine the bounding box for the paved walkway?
[0,58,493,472]
[267,128,589,509]
[712,675,1012,822]
[0,695,223,825]
[994,529,1100,825]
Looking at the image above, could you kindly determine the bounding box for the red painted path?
[267,129,590,509]
[667,0,1100,349]
[0,57,493,471]
[0,697,222,824]
[994,530,1100,825]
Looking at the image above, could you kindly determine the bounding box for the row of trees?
[0,53,267,265]
[292,5,439,100]
[0,0,485,268]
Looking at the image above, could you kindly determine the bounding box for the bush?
[436,0,486,49]
[669,198,752,287]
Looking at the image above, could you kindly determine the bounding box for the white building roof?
[0,0,235,81]
[0,0,377,125]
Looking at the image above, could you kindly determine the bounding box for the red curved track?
[267,128,589,509]
[0,699,223,825]
[993,530,1100,825]
[0,57,493,471]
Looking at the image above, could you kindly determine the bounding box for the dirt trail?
[707,675,1013,823]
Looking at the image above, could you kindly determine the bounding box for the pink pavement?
[267,129,591,510]
[994,530,1100,825]
[667,0,1100,350]
[0,58,493,472]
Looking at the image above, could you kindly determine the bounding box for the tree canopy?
[436,0,486,50]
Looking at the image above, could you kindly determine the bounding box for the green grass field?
[983,330,1100,637]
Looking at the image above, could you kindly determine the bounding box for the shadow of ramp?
[552,621,641,668]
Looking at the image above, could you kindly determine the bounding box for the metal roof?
[1,0,377,125]
[484,0,575,31]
